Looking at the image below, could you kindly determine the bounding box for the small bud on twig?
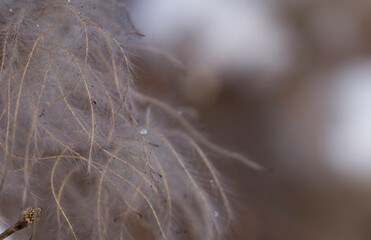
[0,207,41,240]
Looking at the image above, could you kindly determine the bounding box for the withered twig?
[0,207,41,240]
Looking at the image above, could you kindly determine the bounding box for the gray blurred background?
[127,0,371,239]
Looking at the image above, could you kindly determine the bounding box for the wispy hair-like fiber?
[0,1,263,239]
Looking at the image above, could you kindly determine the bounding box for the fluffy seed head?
[0,1,261,239]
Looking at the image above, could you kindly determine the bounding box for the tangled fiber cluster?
[0,1,262,239]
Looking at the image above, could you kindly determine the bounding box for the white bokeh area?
[323,60,371,182]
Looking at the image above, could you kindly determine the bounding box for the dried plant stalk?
[0,207,41,240]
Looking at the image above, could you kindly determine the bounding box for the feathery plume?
[0,1,264,239]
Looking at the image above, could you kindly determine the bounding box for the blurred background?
[126,0,371,239]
